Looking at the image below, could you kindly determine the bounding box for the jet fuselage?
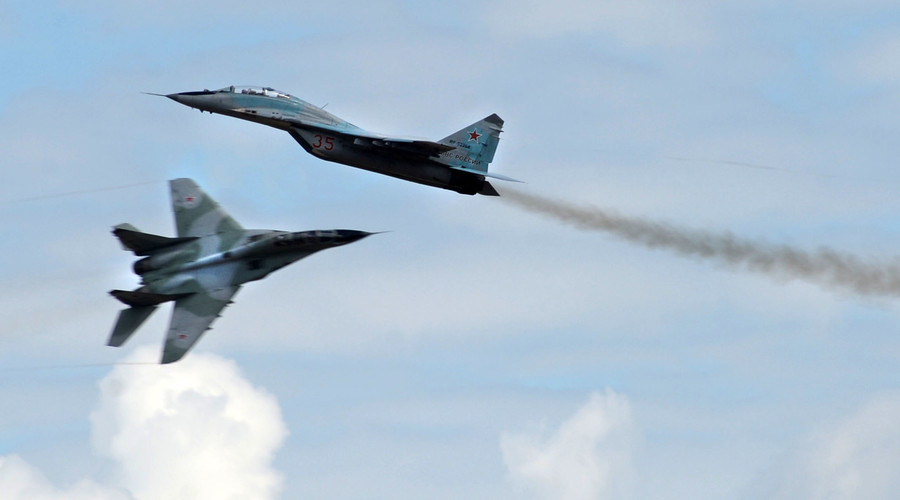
[164,86,508,195]
[132,229,370,294]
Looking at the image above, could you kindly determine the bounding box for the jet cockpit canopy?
[214,85,294,100]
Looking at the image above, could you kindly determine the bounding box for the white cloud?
[0,347,287,500]
[91,347,288,499]
[0,455,127,500]
[841,32,900,85]
[761,393,900,499]
[501,390,636,500]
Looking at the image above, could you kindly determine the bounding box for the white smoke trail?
[503,188,900,298]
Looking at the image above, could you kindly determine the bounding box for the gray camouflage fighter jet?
[158,86,518,195]
[109,178,374,363]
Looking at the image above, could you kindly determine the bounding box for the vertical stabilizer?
[437,114,503,173]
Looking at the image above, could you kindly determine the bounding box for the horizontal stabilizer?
[108,305,158,347]
[113,224,197,256]
[110,289,190,307]
[448,166,522,183]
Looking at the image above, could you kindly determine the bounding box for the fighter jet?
[158,86,517,195]
[108,178,374,363]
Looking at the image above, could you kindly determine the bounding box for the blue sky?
[2,1,900,498]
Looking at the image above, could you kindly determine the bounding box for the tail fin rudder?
[437,114,503,174]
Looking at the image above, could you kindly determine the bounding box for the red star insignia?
[185,196,194,202]
[178,333,188,340]
[468,130,481,142]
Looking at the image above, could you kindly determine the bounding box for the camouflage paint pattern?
[109,178,373,363]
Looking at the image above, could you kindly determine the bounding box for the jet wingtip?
[160,349,185,364]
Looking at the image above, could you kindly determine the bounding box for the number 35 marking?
[312,134,335,151]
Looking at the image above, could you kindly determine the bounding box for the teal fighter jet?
[160,86,517,195]
[109,178,374,363]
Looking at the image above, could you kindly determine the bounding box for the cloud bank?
[762,393,900,499]
[0,347,287,500]
[501,390,636,500]
[0,455,124,500]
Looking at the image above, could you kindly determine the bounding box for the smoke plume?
[502,188,900,298]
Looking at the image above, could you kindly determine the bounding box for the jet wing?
[161,285,240,363]
[170,178,243,238]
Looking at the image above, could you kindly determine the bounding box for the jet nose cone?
[166,92,197,105]
[338,230,374,243]
[164,90,216,106]
[141,91,190,102]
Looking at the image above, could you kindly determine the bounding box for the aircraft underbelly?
[289,128,489,194]
[145,261,242,295]
[340,154,450,184]
[336,152,491,194]
[326,142,459,184]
